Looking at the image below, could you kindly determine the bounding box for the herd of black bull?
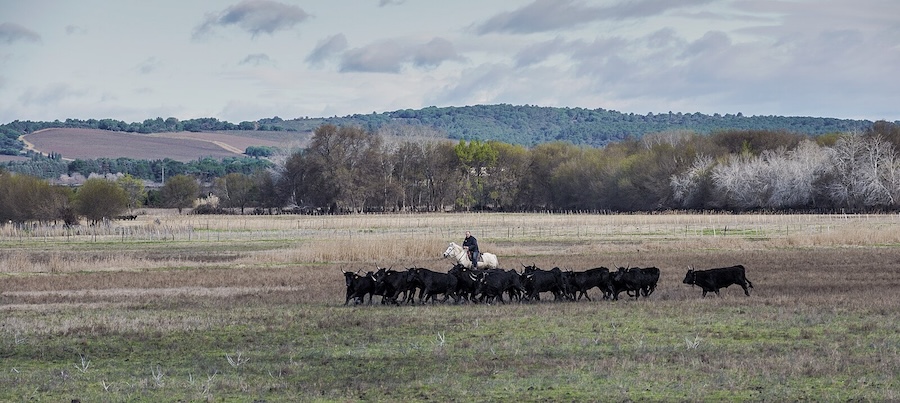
[343,263,754,305]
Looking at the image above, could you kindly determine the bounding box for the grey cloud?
[193,0,310,39]
[19,83,86,106]
[477,0,715,35]
[137,57,161,75]
[240,53,273,66]
[65,25,87,35]
[0,22,42,44]
[340,41,406,73]
[569,36,629,65]
[340,37,461,73]
[682,31,731,57]
[412,38,463,68]
[645,28,682,49]
[514,36,570,67]
[476,0,602,35]
[378,0,405,6]
[602,0,715,20]
[430,64,512,106]
[306,34,348,65]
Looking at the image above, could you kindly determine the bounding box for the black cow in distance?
[683,265,754,297]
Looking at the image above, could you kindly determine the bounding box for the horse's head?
[442,243,457,258]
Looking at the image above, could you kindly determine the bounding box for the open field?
[2,212,900,401]
[22,128,303,161]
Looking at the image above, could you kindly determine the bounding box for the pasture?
[1,212,900,401]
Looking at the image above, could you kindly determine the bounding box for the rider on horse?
[463,231,479,269]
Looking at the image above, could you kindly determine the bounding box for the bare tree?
[671,154,715,209]
[304,124,383,212]
[765,140,830,208]
[823,134,899,209]
[215,172,256,214]
[642,130,695,150]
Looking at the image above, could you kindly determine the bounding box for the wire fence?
[1,212,898,244]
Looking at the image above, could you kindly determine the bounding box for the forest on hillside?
[297,105,879,147]
[0,104,885,156]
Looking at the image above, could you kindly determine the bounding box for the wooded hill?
[1,104,886,156]
[284,104,881,147]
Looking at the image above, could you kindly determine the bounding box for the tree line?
[261,104,881,148]
[273,121,900,213]
[3,155,272,183]
[2,104,884,156]
[3,121,900,226]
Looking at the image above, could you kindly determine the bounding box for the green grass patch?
[2,300,899,401]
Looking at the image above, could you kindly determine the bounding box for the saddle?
[468,252,482,263]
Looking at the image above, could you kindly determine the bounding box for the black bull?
[683,265,754,297]
[611,267,660,300]
[342,271,376,305]
[410,268,459,304]
[567,267,613,301]
[475,269,525,303]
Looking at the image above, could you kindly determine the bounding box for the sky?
[0,0,898,125]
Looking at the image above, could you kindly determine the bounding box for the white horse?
[442,242,499,270]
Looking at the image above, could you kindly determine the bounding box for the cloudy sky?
[1,0,898,124]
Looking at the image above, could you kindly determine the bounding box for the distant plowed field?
[0,155,28,162]
[24,128,294,161]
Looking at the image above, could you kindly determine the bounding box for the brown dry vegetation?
[22,128,296,161]
[1,212,899,401]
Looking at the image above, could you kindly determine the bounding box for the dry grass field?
[1,212,899,401]
[22,128,299,161]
